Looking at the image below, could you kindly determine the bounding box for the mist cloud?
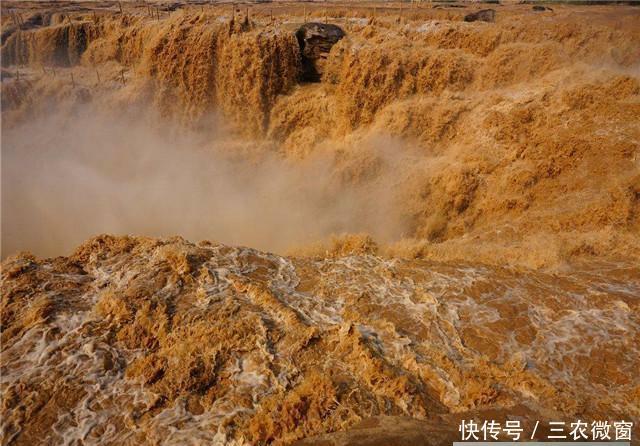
[1,105,412,258]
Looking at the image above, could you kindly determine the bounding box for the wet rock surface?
[296,22,345,82]
[464,9,496,22]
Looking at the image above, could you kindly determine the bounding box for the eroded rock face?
[463,9,496,23]
[296,22,345,82]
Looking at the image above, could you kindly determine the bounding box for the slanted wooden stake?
[70,71,76,88]
[95,68,101,84]
[121,68,126,85]
[118,2,123,14]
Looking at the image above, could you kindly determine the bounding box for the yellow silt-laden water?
[1,1,639,444]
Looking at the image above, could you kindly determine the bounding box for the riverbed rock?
[464,9,496,22]
[296,22,345,82]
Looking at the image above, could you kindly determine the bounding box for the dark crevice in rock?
[295,22,345,83]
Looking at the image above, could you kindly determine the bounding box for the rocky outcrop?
[463,9,496,23]
[296,22,345,82]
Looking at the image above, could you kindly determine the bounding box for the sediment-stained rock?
[296,22,345,82]
[464,9,496,22]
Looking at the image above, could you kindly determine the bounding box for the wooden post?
[70,71,75,88]
[93,10,97,22]
[121,68,125,85]
[118,2,123,14]
[231,3,235,22]
[16,68,20,83]
[95,68,101,84]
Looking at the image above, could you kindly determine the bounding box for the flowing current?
[2,2,640,444]
[2,237,638,444]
